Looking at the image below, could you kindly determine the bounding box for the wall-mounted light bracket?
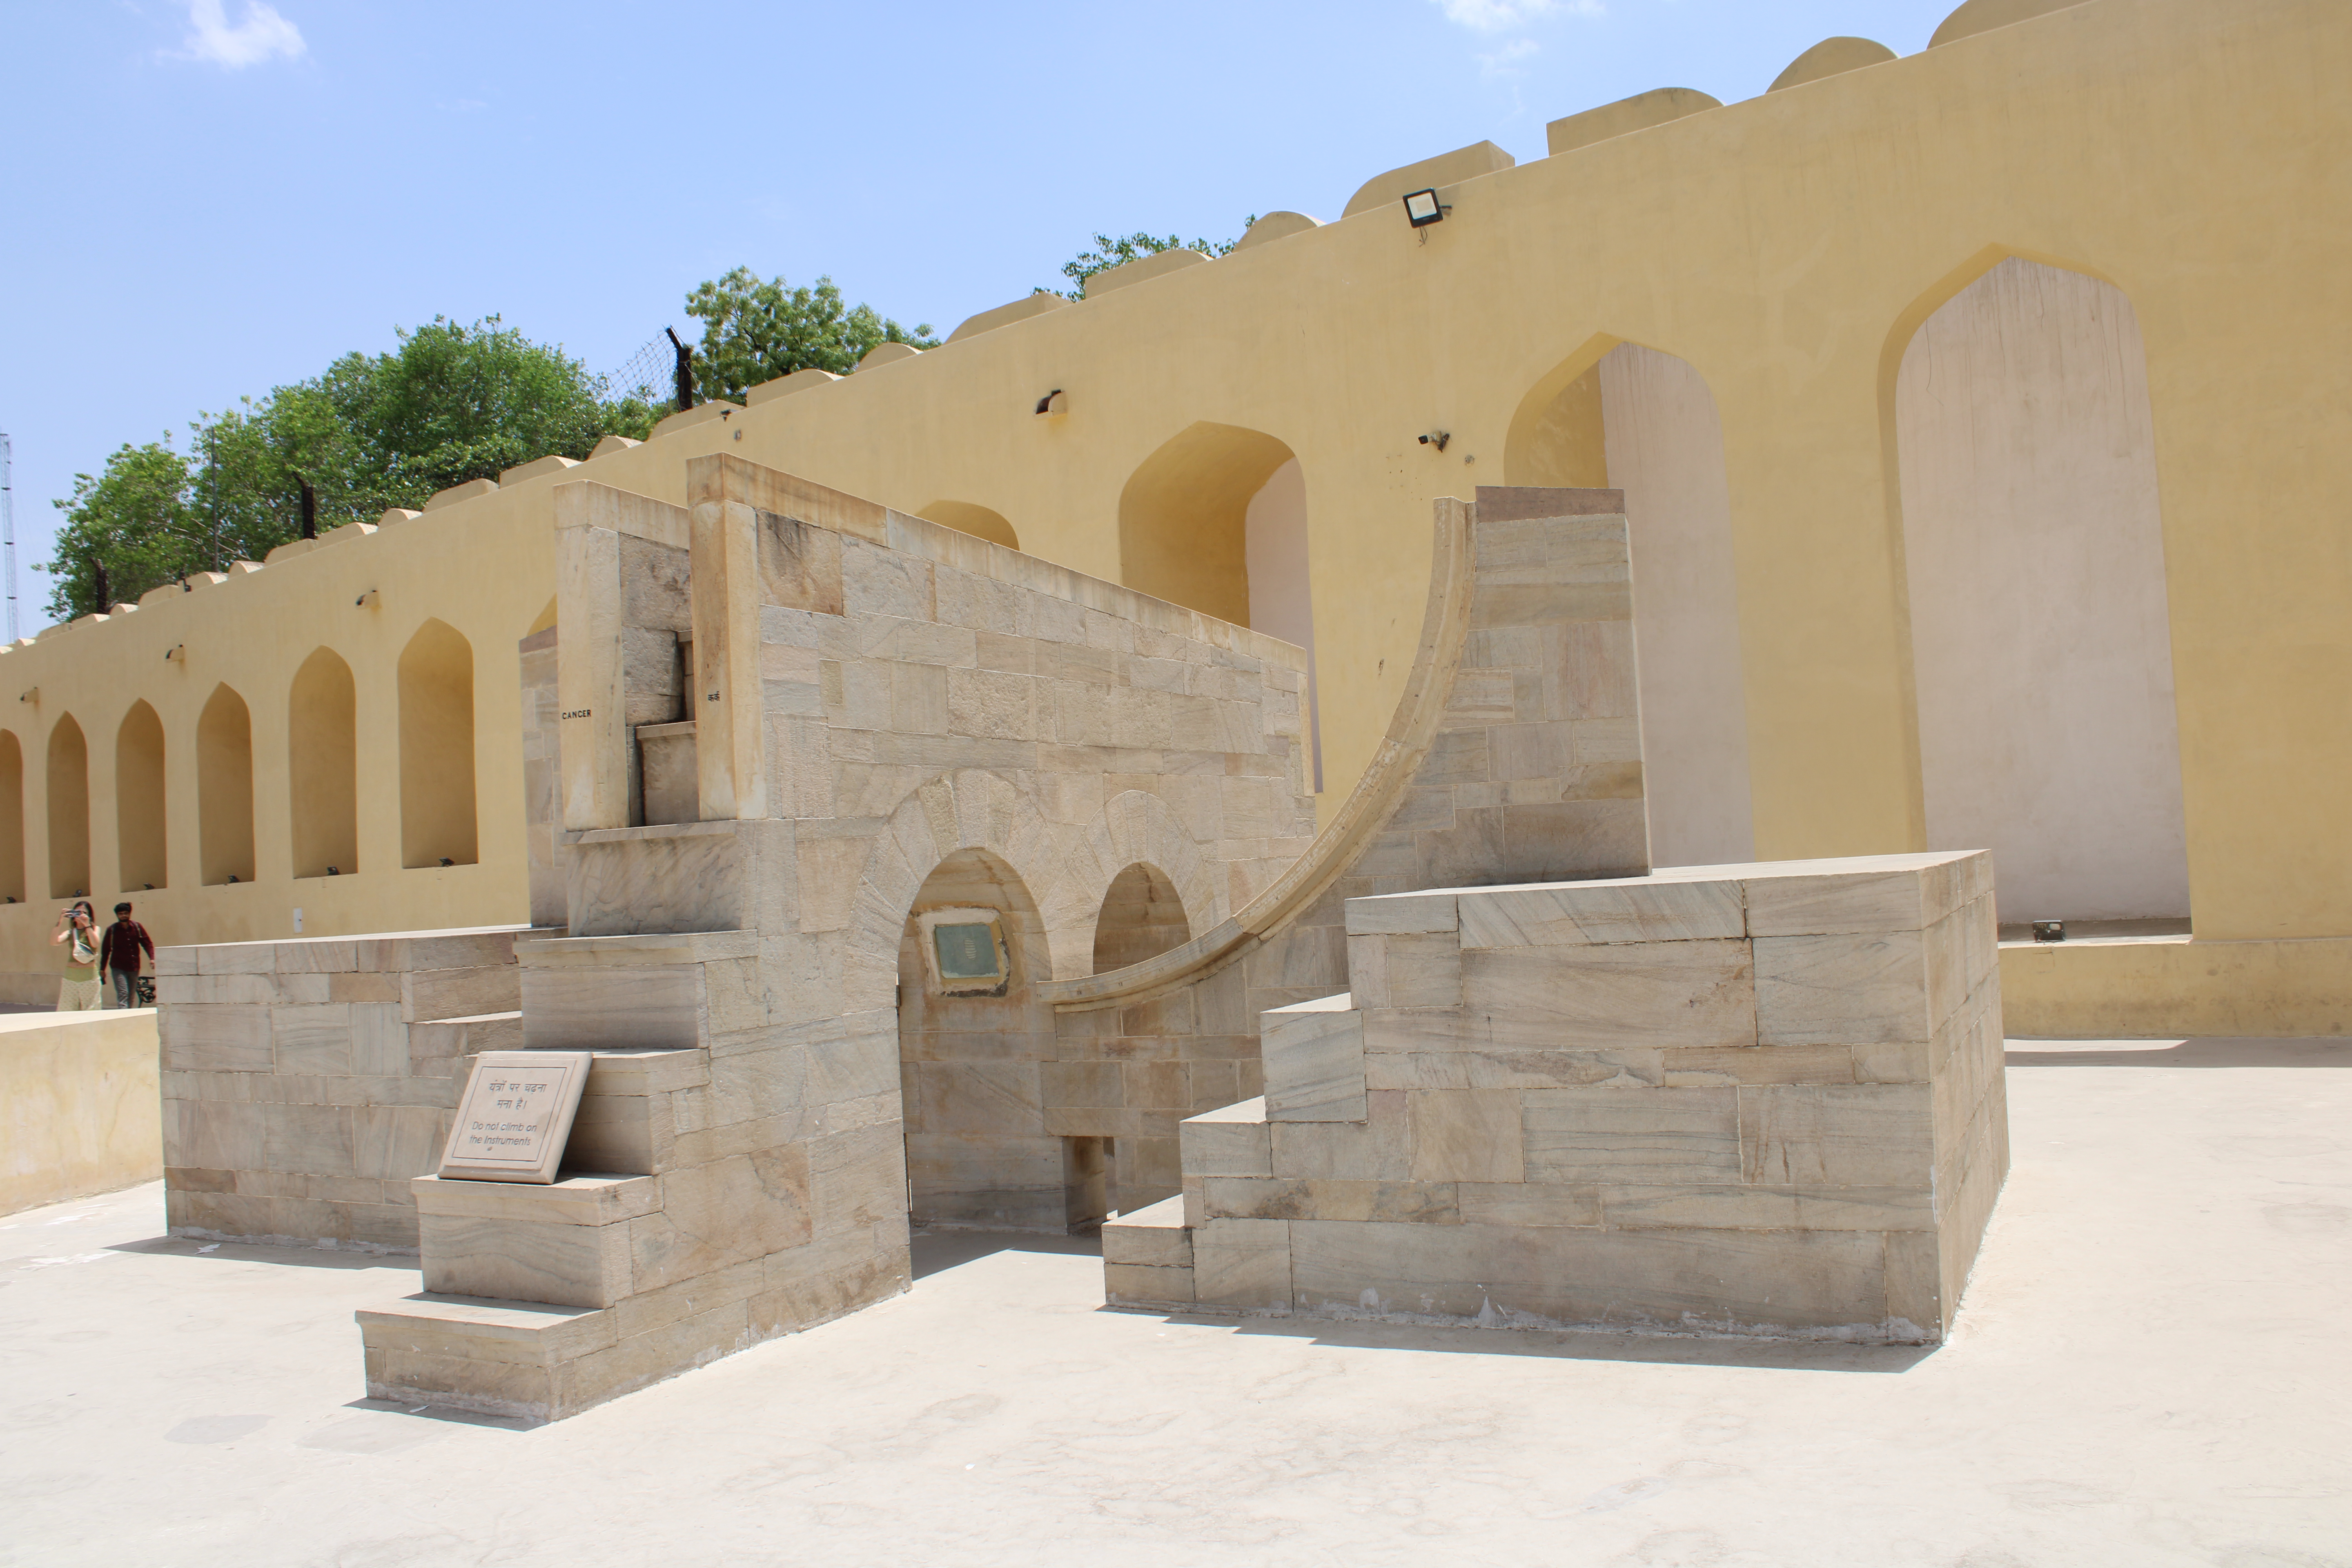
[17,686,35,704]
[163,644,185,664]
[354,589,380,608]
[1035,389,1066,417]
[1419,431,1451,453]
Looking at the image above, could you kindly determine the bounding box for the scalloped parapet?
[852,342,921,372]
[1932,0,2088,47]
[1077,248,1204,301]
[1227,211,1321,255]
[1341,141,1514,219]
[945,292,1070,343]
[1081,249,1210,299]
[1547,87,1721,156]
[745,368,841,405]
[501,454,583,486]
[1769,36,1896,91]
[648,401,742,439]
[426,477,498,511]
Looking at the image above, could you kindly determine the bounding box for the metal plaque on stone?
[436,1051,593,1184]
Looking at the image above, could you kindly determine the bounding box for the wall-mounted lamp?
[1401,188,1449,228]
[439,857,455,867]
[1035,390,1066,417]
[354,589,379,608]
[1419,431,1451,453]
[163,645,185,664]
[18,687,35,704]
[2033,921,2066,942]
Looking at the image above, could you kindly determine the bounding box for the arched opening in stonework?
[47,715,89,899]
[1090,862,1192,975]
[0,731,25,903]
[197,684,255,887]
[115,701,167,891]
[916,501,1019,551]
[898,846,1102,1232]
[1893,256,2189,926]
[1505,340,1755,866]
[398,619,478,869]
[289,648,358,880]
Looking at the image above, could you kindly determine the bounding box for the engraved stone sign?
[437,1051,593,1184]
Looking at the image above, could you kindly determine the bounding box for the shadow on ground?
[910,1227,1102,1280]
[105,1234,417,1272]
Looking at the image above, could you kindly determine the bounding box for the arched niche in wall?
[1893,255,2188,924]
[1090,861,1192,975]
[116,701,167,892]
[1117,422,1295,629]
[1504,340,1755,867]
[895,846,1080,1229]
[917,501,1020,552]
[0,731,25,903]
[197,684,256,887]
[397,619,478,869]
[47,715,89,899]
[289,648,359,880]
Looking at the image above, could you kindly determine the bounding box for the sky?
[1,0,1964,632]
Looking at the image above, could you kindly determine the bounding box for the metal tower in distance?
[0,432,15,642]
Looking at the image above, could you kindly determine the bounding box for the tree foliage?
[1053,221,1256,298]
[680,268,937,405]
[44,318,661,620]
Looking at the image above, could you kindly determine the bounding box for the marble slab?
[439,1051,594,1184]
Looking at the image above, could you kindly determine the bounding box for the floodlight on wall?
[1419,431,1451,453]
[354,588,379,608]
[2033,921,2066,942]
[1036,390,1066,417]
[163,644,185,664]
[17,687,33,704]
[1401,188,1449,228]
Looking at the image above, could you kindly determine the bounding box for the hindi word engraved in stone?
[436,1050,594,1184]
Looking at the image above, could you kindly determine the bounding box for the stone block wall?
[1106,851,2007,1342]
[160,927,525,1249]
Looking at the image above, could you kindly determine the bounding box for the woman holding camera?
[52,900,102,1011]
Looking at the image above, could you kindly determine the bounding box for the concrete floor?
[3,1039,2348,1568]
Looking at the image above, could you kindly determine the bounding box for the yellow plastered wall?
[0,0,2340,1034]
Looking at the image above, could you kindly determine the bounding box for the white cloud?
[1434,0,1601,31]
[1477,38,1541,80]
[180,0,305,68]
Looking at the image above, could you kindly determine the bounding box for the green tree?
[42,316,659,621]
[43,439,200,614]
[681,269,937,405]
[1053,221,1256,298]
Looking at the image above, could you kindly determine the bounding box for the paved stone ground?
[2,1039,2347,1568]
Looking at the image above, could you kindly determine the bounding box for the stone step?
[413,1173,660,1308]
[357,1293,628,1425]
[1102,1194,1194,1309]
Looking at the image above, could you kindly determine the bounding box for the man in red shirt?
[101,902,156,1010]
